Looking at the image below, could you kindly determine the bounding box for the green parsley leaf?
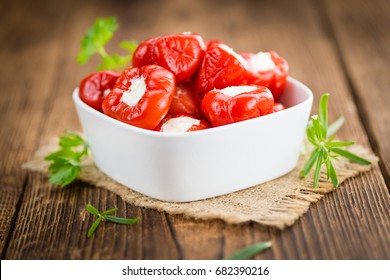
[48,165,79,187]
[225,241,272,260]
[301,94,371,188]
[45,131,89,188]
[77,17,138,71]
[119,40,138,52]
[77,17,118,64]
[59,130,86,147]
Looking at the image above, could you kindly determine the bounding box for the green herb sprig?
[45,131,89,188]
[300,93,371,188]
[77,17,138,71]
[86,204,139,238]
[225,241,272,260]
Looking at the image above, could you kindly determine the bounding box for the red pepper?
[241,50,288,101]
[156,114,210,132]
[201,85,274,127]
[132,37,159,67]
[195,42,251,97]
[168,83,202,118]
[272,102,286,113]
[102,65,175,130]
[79,70,120,112]
[204,39,222,48]
[132,33,206,83]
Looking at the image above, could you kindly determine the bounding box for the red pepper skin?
[132,37,159,67]
[272,102,286,113]
[155,114,210,132]
[79,71,120,112]
[102,65,175,130]
[242,50,288,101]
[132,33,206,83]
[195,43,250,97]
[168,83,202,118]
[204,39,221,48]
[201,86,274,127]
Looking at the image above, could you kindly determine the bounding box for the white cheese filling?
[249,52,276,72]
[218,44,249,67]
[120,76,147,106]
[161,116,201,133]
[220,85,258,97]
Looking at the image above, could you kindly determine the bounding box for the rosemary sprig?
[86,203,139,238]
[300,93,371,188]
[225,241,272,260]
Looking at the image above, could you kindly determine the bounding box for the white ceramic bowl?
[73,77,313,202]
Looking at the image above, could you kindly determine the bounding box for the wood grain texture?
[1,0,389,259]
[322,0,390,187]
[0,0,76,254]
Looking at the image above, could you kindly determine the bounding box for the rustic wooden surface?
[0,0,389,259]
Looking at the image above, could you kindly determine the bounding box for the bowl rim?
[73,76,313,139]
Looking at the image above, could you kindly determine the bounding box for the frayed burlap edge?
[22,139,378,229]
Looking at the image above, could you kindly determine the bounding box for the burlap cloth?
[23,138,377,229]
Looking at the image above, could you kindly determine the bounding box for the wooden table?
[1,0,389,260]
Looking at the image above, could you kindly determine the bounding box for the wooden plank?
[5,172,180,259]
[3,0,389,259]
[2,0,183,259]
[322,0,390,186]
[276,169,389,259]
[0,0,81,255]
[148,0,390,259]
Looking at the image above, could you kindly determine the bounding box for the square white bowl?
[73,77,313,202]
